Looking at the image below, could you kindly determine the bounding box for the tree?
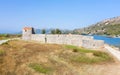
[42,29,46,34]
[56,29,62,34]
[51,29,62,34]
[51,29,56,34]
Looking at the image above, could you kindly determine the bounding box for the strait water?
[93,35,120,47]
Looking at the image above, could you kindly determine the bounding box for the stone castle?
[22,27,104,49]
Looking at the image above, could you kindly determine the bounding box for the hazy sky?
[0,0,120,33]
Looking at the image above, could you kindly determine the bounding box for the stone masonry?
[22,27,104,49]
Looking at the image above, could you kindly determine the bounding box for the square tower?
[22,27,34,40]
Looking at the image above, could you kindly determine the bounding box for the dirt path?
[0,40,8,45]
[105,44,120,61]
[0,38,20,45]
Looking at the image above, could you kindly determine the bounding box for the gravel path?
[0,40,8,45]
[105,44,120,61]
[0,38,20,45]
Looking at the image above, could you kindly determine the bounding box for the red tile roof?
[23,27,32,30]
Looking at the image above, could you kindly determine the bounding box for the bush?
[51,29,62,34]
[41,29,46,34]
[72,49,78,52]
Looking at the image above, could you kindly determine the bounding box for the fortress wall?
[30,34,104,49]
[31,34,96,47]
[46,35,83,46]
[47,35,61,44]
[82,39,104,49]
[22,27,105,50]
[31,34,45,42]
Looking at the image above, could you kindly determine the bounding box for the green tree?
[51,29,62,34]
[51,29,56,34]
[42,29,46,34]
[56,29,62,34]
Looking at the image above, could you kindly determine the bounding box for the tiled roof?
[23,27,32,30]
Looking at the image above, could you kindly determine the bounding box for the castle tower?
[22,27,35,40]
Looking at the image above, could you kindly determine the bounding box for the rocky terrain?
[74,16,120,37]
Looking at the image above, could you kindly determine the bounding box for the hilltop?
[74,16,120,37]
[0,40,116,75]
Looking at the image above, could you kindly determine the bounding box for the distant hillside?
[74,16,120,37]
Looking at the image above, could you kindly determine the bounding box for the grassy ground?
[0,40,117,75]
[29,63,51,74]
[64,45,113,64]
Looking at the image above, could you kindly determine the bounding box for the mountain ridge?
[74,16,120,37]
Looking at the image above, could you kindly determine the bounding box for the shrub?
[72,49,78,52]
[51,29,62,34]
[41,29,46,34]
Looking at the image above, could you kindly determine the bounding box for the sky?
[0,0,120,33]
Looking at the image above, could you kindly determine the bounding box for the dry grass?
[0,40,118,75]
[63,45,113,64]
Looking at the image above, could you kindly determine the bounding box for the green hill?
[74,16,120,37]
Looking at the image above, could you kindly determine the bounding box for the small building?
[22,27,35,40]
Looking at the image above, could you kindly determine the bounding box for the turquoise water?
[93,35,120,47]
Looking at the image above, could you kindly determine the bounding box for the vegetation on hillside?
[74,24,120,36]
[0,40,114,75]
[29,63,51,74]
[0,34,21,40]
[74,16,120,37]
[65,45,113,64]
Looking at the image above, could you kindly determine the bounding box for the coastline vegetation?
[0,34,21,40]
[74,24,120,37]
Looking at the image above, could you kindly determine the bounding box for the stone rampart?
[22,27,104,50]
[30,34,104,49]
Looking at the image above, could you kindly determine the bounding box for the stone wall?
[30,34,104,49]
[31,34,46,43]
[82,39,104,49]
[22,27,104,49]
